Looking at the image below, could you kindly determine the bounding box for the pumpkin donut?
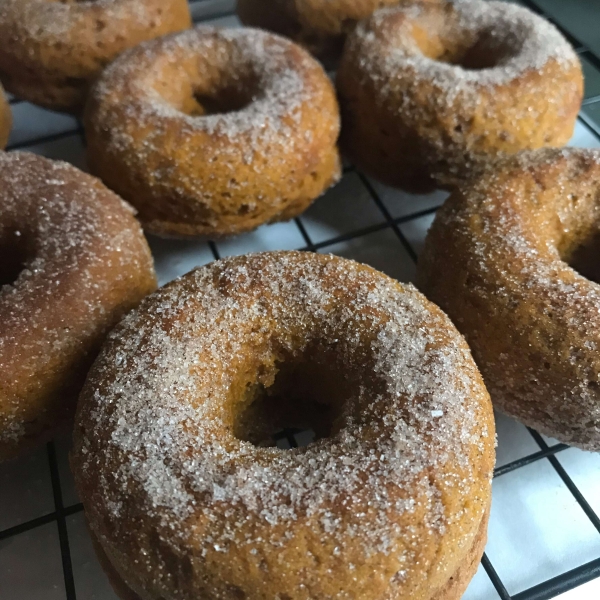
[72,251,495,600]
[337,0,583,191]
[0,83,10,148]
[0,152,156,461]
[236,0,428,64]
[0,0,191,113]
[418,148,600,451]
[84,27,341,239]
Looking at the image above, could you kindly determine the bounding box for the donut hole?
[233,347,357,449]
[419,29,518,71]
[184,73,259,117]
[153,62,259,118]
[565,228,600,283]
[450,39,508,71]
[0,231,29,287]
[189,87,254,117]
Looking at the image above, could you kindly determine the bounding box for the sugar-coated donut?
[0,152,156,461]
[237,0,417,64]
[90,514,491,600]
[84,27,341,239]
[0,83,10,149]
[72,251,495,600]
[418,148,600,451]
[0,0,191,113]
[337,0,583,191]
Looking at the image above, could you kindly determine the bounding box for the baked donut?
[0,83,10,148]
[237,0,419,64]
[84,27,341,239]
[0,151,156,461]
[337,0,583,191]
[418,148,600,451]
[72,251,495,600]
[0,0,191,114]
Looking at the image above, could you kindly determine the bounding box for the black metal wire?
[47,442,77,600]
[580,110,600,137]
[298,205,441,253]
[294,217,318,251]
[357,172,419,262]
[6,128,83,152]
[512,559,600,600]
[493,443,570,478]
[208,240,221,260]
[528,430,600,535]
[1,1,600,599]
[0,511,59,542]
[482,554,513,600]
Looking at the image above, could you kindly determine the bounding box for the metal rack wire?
[1,1,600,599]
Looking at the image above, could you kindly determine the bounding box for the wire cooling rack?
[1,1,600,599]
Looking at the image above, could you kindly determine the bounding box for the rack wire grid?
[1,0,600,599]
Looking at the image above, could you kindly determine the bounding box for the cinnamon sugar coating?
[0,152,156,460]
[418,148,600,451]
[72,251,494,600]
[90,507,491,600]
[236,0,433,64]
[0,0,191,113]
[84,27,341,239]
[337,0,583,191]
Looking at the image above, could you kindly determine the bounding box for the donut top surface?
[421,149,600,358]
[0,0,192,113]
[0,0,175,40]
[0,151,156,453]
[84,26,340,237]
[237,0,408,50]
[88,26,337,155]
[418,148,600,449]
[73,252,494,598]
[349,0,579,104]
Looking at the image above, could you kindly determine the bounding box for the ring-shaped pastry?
[73,251,495,600]
[0,151,156,460]
[418,148,600,450]
[84,27,341,238]
[236,0,417,63]
[337,0,583,190]
[0,0,191,113]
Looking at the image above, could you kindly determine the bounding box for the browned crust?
[0,152,157,461]
[0,0,192,113]
[237,0,439,64]
[91,530,144,600]
[336,1,583,191]
[431,506,489,600]
[84,29,341,239]
[72,251,495,599]
[417,148,600,451]
[0,84,11,149]
[90,506,490,600]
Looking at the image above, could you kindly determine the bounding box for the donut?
[72,251,495,600]
[0,0,191,113]
[91,514,491,600]
[336,0,583,191]
[84,27,341,239]
[0,83,10,149]
[418,148,600,451]
[0,151,156,461]
[236,0,414,64]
